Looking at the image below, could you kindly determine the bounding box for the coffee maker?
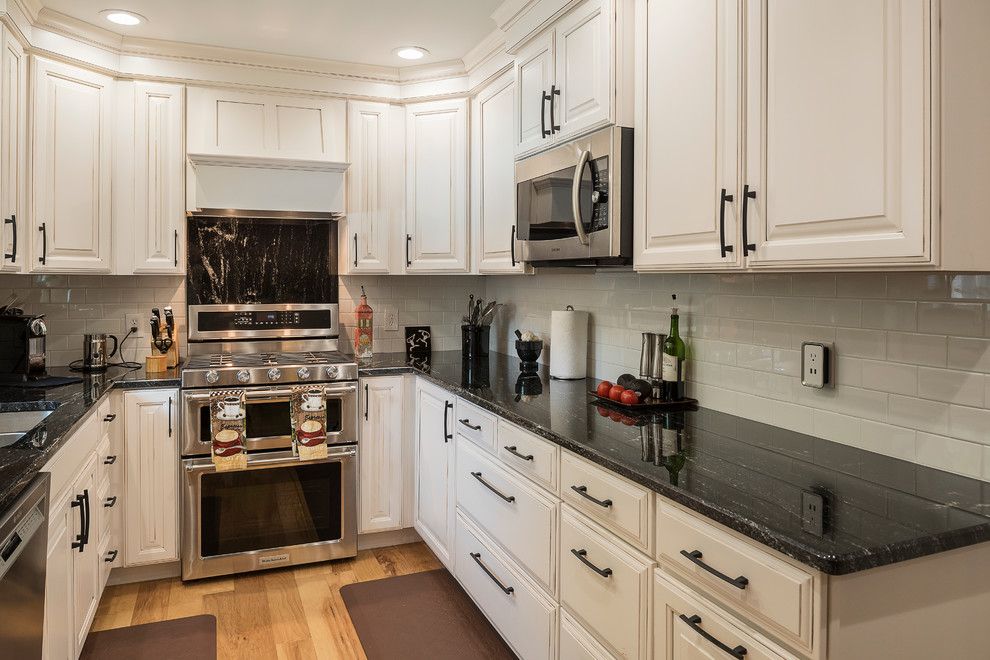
[0,314,47,381]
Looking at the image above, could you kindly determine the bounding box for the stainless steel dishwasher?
[0,473,49,659]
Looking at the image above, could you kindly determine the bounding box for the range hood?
[187,153,349,217]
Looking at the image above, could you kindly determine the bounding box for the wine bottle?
[661,295,686,400]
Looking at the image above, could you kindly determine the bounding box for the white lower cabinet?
[358,376,405,533]
[653,569,795,660]
[560,609,616,660]
[413,378,455,567]
[123,389,179,566]
[454,513,557,660]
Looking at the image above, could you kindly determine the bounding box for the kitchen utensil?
[81,333,119,372]
[478,301,498,326]
[150,316,166,353]
[0,293,19,315]
[466,294,474,323]
[649,333,666,381]
[515,339,543,364]
[470,298,483,325]
[514,329,523,340]
[461,324,490,359]
[0,314,47,381]
[640,333,657,379]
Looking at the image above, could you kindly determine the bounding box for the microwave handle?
[571,149,591,246]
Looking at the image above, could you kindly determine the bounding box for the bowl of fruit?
[592,373,654,407]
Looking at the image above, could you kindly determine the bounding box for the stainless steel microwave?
[515,126,633,266]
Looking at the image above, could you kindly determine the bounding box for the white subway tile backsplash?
[887,273,951,300]
[917,367,986,407]
[861,360,918,396]
[948,405,990,445]
[889,395,950,435]
[917,302,985,337]
[773,297,816,323]
[862,301,917,331]
[949,274,990,301]
[791,273,836,297]
[835,327,886,359]
[860,421,916,461]
[947,337,990,373]
[916,433,984,479]
[835,273,886,299]
[887,332,947,367]
[814,298,862,326]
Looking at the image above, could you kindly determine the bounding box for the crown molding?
[462,28,506,72]
[492,0,539,32]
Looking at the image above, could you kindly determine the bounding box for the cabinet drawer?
[455,513,557,660]
[654,569,797,660]
[96,479,111,542]
[560,451,653,552]
[560,506,653,659]
[456,437,557,593]
[455,398,497,452]
[98,534,121,590]
[657,501,816,649]
[497,421,558,492]
[560,609,616,660]
[95,435,112,487]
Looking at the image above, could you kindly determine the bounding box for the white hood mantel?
[187,152,349,216]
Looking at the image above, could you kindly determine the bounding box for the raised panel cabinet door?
[413,379,453,567]
[31,57,114,272]
[553,0,612,141]
[472,75,525,274]
[634,0,741,270]
[743,0,931,265]
[0,29,25,272]
[345,101,390,273]
[130,82,185,273]
[405,99,469,272]
[514,30,555,156]
[43,492,74,660]
[71,454,100,655]
[358,376,404,533]
[123,389,179,566]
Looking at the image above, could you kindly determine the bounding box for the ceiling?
[40,0,503,67]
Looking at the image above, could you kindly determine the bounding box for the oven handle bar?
[183,383,358,402]
[184,446,356,473]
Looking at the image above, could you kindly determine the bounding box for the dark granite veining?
[0,365,180,516]
[186,216,338,305]
[359,351,990,575]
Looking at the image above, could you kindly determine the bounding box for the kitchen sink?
[0,410,54,434]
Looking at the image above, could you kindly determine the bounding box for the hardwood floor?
[91,542,443,660]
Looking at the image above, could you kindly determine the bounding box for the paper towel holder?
[549,304,589,381]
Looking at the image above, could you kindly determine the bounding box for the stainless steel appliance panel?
[0,473,48,659]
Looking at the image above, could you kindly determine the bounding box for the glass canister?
[354,286,373,359]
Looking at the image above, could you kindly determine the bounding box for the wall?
[0,274,185,366]
[486,271,990,482]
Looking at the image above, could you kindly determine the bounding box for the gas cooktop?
[181,351,358,388]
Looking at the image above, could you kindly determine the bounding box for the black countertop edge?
[356,353,990,576]
[0,366,181,515]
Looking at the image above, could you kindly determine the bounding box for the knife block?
[145,354,169,373]
[166,331,180,368]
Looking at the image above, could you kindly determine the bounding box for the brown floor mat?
[80,614,217,660]
[340,569,516,660]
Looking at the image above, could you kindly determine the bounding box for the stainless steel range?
[180,301,358,581]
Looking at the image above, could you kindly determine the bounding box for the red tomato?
[620,414,636,426]
[608,385,626,401]
[620,389,641,405]
[608,411,623,422]
[596,381,613,397]
[596,406,610,417]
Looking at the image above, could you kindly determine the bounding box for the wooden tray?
[588,391,698,412]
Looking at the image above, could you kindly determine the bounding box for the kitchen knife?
[479,301,498,326]
[150,316,163,352]
[466,294,474,324]
[162,306,175,351]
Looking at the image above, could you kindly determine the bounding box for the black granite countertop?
[359,351,990,575]
[0,365,180,515]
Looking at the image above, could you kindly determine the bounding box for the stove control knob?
[297,367,311,380]
[205,369,219,385]
[236,369,251,384]
[267,368,282,382]
[325,365,339,379]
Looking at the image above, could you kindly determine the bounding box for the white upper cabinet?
[405,99,469,273]
[343,101,393,274]
[472,73,526,274]
[0,29,25,272]
[634,0,741,270]
[743,0,931,266]
[553,0,611,139]
[187,87,346,162]
[115,81,185,274]
[514,31,555,156]
[31,57,114,272]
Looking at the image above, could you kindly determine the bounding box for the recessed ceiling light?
[100,9,146,26]
[394,46,429,61]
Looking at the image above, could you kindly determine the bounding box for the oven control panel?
[189,304,339,341]
[232,310,302,328]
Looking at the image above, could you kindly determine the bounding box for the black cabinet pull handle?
[104,495,117,508]
[510,225,516,267]
[173,229,178,267]
[541,90,550,138]
[83,489,91,546]
[741,184,756,256]
[679,614,748,658]
[103,455,117,465]
[168,396,173,437]
[571,548,612,578]
[470,552,514,595]
[459,418,481,431]
[3,215,15,262]
[679,549,749,590]
[38,222,46,265]
[471,471,516,503]
[364,383,369,420]
[570,484,612,508]
[443,401,452,443]
[103,413,116,422]
[719,188,734,258]
[405,234,412,267]
[503,445,534,461]
[70,494,85,551]
[549,84,560,133]
[353,233,358,268]
[104,549,119,563]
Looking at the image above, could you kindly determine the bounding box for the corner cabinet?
[413,378,455,567]
[472,73,526,274]
[0,28,25,273]
[30,57,114,273]
[123,389,179,566]
[404,99,470,273]
[358,376,405,533]
[115,81,186,274]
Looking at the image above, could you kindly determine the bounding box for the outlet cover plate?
[801,342,830,388]
[125,314,144,336]
[801,490,825,537]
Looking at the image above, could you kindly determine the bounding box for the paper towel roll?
[550,306,589,380]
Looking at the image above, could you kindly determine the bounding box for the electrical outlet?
[383,305,398,332]
[801,490,825,537]
[801,342,830,388]
[125,314,144,336]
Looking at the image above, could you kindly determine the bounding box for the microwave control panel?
[589,156,609,232]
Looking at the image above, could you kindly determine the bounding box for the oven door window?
[196,396,344,442]
[199,461,342,557]
[517,156,607,241]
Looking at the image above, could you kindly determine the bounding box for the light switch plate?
[801,342,830,388]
